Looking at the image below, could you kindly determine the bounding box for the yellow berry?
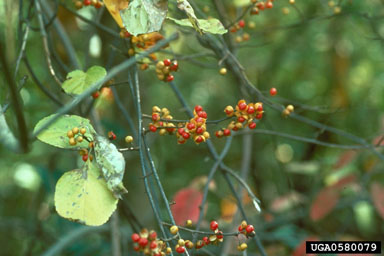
[203,131,210,139]
[328,0,335,7]
[166,247,172,254]
[89,141,94,148]
[334,6,341,14]
[125,136,134,143]
[67,130,74,138]
[77,136,83,143]
[152,106,161,112]
[289,0,295,4]
[178,239,185,246]
[282,109,291,117]
[69,138,76,146]
[240,243,248,251]
[248,21,256,29]
[241,220,248,229]
[170,225,178,235]
[128,48,135,56]
[219,67,227,75]
[286,105,294,112]
[156,61,165,69]
[72,127,79,134]
[159,129,167,136]
[282,7,290,14]
[186,219,192,227]
[80,128,86,134]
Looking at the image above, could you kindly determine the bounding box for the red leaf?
[370,182,384,219]
[330,174,357,190]
[171,188,203,225]
[292,236,318,256]
[333,150,357,170]
[310,187,340,221]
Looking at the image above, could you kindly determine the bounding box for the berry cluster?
[131,229,172,256]
[229,20,250,43]
[250,0,274,15]
[67,127,88,146]
[128,32,165,60]
[155,59,179,82]
[176,105,210,145]
[148,106,176,135]
[216,99,263,138]
[74,0,103,10]
[282,104,294,117]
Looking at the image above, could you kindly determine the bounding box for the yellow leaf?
[104,0,129,28]
[54,160,118,226]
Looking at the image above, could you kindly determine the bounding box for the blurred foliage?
[1,0,384,255]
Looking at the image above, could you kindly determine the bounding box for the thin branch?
[0,42,29,153]
[32,33,179,139]
[34,0,62,85]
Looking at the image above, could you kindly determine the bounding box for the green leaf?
[94,135,127,198]
[168,17,227,35]
[54,160,118,226]
[176,0,203,34]
[33,114,95,149]
[62,66,107,95]
[120,0,168,36]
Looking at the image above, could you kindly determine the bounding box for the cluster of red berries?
[250,0,274,15]
[148,106,176,135]
[79,147,93,162]
[131,229,172,256]
[155,59,179,82]
[216,99,263,138]
[230,20,250,43]
[238,220,256,238]
[176,105,210,145]
[74,0,103,9]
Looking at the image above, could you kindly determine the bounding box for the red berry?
[210,221,219,231]
[83,0,91,6]
[187,123,195,130]
[196,127,203,134]
[176,246,185,253]
[237,116,246,123]
[92,91,100,99]
[247,106,255,114]
[138,237,148,247]
[195,105,203,112]
[256,113,263,119]
[178,128,185,135]
[238,20,245,28]
[149,231,157,240]
[232,126,239,131]
[131,233,140,242]
[94,1,102,8]
[170,61,179,71]
[217,232,224,239]
[269,87,277,96]
[223,129,231,136]
[195,117,204,124]
[238,225,243,232]
[152,113,160,121]
[108,131,116,140]
[195,136,204,143]
[257,105,263,111]
[149,125,157,132]
[150,241,157,249]
[266,1,273,8]
[182,132,190,139]
[198,111,207,119]
[238,102,247,111]
[249,122,257,129]
[230,27,237,33]
[215,131,223,138]
[166,75,174,82]
[202,236,210,245]
[178,139,186,144]
[163,59,171,66]
[124,31,131,38]
[246,224,254,233]
[82,154,88,162]
[256,2,265,10]
[133,245,140,251]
